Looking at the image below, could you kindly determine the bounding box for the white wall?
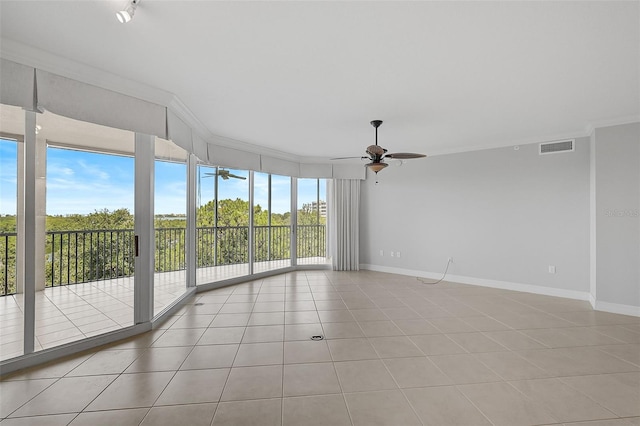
[360,138,591,298]
[593,123,640,313]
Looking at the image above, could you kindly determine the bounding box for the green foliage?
[0,215,16,233]
[47,208,134,231]
[0,229,16,295]
[1,201,326,295]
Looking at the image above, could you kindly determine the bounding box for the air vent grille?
[539,140,574,155]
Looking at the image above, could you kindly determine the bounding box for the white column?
[134,133,154,324]
[34,136,46,292]
[290,178,298,264]
[248,171,254,275]
[186,154,196,287]
[22,111,37,354]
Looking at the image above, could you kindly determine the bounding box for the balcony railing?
[1,232,17,296]
[0,224,326,295]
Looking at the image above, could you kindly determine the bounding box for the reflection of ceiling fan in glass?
[331,120,426,174]
[204,169,246,180]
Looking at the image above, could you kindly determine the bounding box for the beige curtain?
[328,179,360,270]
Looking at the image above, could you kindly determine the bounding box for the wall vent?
[539,139,574,155]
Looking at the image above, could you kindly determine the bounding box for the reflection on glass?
[154,137,188,315]
[253,173,291,274]
[253,172,270,264]
[196,165,249,284]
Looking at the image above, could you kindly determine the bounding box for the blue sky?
[0,140,325,216]
[0,140,19,215]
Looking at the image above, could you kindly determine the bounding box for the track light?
[116,0,139,24]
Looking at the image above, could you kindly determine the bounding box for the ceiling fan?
[332,120,426,174]
[204,169,246,180]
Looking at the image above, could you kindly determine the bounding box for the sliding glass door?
[0,103,25,360]
[196,165,250,285]
[297,178,328,265]
[0,104,332,364]
[35,111,136,351]
[154,137,188,315]
[253,173,291,274]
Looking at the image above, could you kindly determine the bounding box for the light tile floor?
[0,259,328,360]
[1,270,639,426]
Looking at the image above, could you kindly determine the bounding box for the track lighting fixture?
[116,0,140,24]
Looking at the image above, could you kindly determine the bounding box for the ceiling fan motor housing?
[367,144,386,157]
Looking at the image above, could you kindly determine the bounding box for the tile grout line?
[209,277,259,425]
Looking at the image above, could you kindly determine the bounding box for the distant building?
[301,200,327,218]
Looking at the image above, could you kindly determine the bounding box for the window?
[37,111,135,351]
[0,103,24,360]
[297,178,328,265]
[154,137,188,315]
[254,173,291,274]
[196,165,250,283]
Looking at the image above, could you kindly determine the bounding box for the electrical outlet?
[397,251,401,258]
[448,257,453,263]
[379,250,383,256]
[548,265,556,274]
[390,251,395,257]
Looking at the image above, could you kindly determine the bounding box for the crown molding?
[584,115,640,136]
[0,38,174,107]
[167,95,304,163]
[427,116,640,157]
[320,118,638,160]
[3,38,638,163]
[1,38,311,164]
[425,128,591,157]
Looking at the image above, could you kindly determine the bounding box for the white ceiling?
[1,1,638,160]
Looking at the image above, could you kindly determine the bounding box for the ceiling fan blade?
[384,153,427,159]
[229,174,247,180]
[330,156,369,160]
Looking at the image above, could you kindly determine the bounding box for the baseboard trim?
[360,263,592,302]
[360,264,640,317]
[593,300,640,317]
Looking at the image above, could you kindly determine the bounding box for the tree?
[1,199,327,294]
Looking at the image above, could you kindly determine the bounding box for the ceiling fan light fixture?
[366,162,388,174]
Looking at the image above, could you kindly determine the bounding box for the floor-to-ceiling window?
[154,137,188,315]
[297,178,328,265]
[0,103,24,361]
[34,111,136,351]
[253,173,292,274]
[196,165,250,284]
[0,83,333,367]
[253,171,270,268]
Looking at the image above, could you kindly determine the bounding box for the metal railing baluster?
[1,224,325,296]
